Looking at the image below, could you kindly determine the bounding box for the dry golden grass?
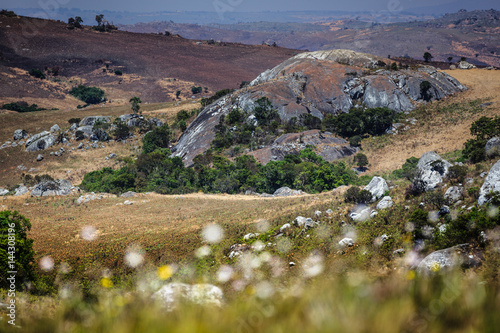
[0,190,345,279]
[363,69,500,174]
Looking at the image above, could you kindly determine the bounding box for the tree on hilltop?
[423,52,433,62]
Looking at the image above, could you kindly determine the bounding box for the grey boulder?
[444,186,463,202]
[25,131,56,152]
[36,154,44,162]
[416,244,481,275]
[415,151,452,191]
[79,116,110,127]
[478,159,500,205]
[30,179,73,197]
[364,176,389,202]
[376,196,394,210]
[13,129,27,141]
[273,187,305,197]
[14,185,29,196]
[0,188,9,196]
[485,137,500,157]
[50,124,60,132]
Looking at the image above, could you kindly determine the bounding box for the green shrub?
[69,85,106,104]
[114,69,123,76]
[29,69,45,79]
[191,86,202,94]
[392,157,419,180]
[142,124,172,154]
[201,89,234,107]
[324,107,395,138]
[349,135,362,147]
[344,187,372,204]
[2,101,45,113]
[0,211,36,290]
[463,116,500,163]
[113,119,130,140]
[448,165,468,184]
[68,118,81,124]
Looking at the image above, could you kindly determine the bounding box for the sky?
[2,0,498,13]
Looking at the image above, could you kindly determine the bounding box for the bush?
[75,130,85,141]
[353,153,368,169]
[349,135,362,147]
[463,116,500,163]
[1,101,45,112]
[29,69,45,79]
[201,89,234,107]
[68,118,81,125]
[448,165,468,184]
[392,157,418,180]
[0,211,36,290]
[253,97,280,128]
[142,124,172,154]
[344,187,372,204]
[114,69,123,76]
[69,85,106,104]
[191,86,202,94]
[113,119,130,140]
[324,107,395,138]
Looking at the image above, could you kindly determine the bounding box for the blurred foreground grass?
[1,269,499,333]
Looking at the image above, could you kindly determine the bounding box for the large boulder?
[119,114,163,128]
[173,50,466,166]
[364,177,389,202]
[249,130,358,164]
[14,185,29,196]
[153,283,224,311]
[79,116,110,127]
[25,131,56,152]
[13,129,27,141]
[485,137,500,157]
[273,187,306,197]
[0,188,9,196]
[414,151,452,191]
[416,244,481,275]
[457,61,477,70]
[478,159,500,205]
[30,179,73,197]
[50,124,60,132]
[349,205,373,222]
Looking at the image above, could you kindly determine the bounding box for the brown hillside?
[0,15,299,108]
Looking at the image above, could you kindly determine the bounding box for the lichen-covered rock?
[50,124,60,132]
[153,283,224,311]
[174,50,466,166]
[339,238,354,247]
[364,177,389,202]
[458,61,477,70]
[249,130,358,164]
[416,244,481,275]
[415,151,452,191]
[14,185,29,196]
[444,186,464,202]
[485,137,500,157]
[13,129,27,141]
[273,187,305,197]
[25,131,56,152]
[349,205,372,222]
[79,116,110,127]
[478,159,500,205]
[376,196,394,210]
[0,188,9,196]
[30,179,73,196]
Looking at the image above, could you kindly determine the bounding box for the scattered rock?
[108,153,117,159]
[14,185,29,196]
[376,196,394,210]
[17,164,27,171]
[415,151,452,191]
[279,223,291,233]
[243,233,259,241]
[0,188,9,196]
[36,154,44,161]
[25,131,56,152]
[393,248,405,256]
[485,137,500,157]
[124,200,134,205]
[50,124,60,132]
[121,191,137,198]
[31,179,73,196]
[293,216,308,227]
[364,176,389,202]
[326,209,333,214]
[478,159,500,205]
[228,244,251,259]
[289,262,296,267]
[416,244,481,275]
[13,129,27,141]
[444,186,463,202]
[338,238,354,247]
[314,210,322,217]
[69,123,78,131]
[77,143,84,149]
[349,205,371,222]
[79,116,110,127]
[273,187,306,197]
[153,283,224,311]
[457,61,477,70]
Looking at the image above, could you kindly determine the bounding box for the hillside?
[0,14,299,109]
[120,9,500,67]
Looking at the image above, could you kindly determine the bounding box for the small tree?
[423,52,433,62]
[176,90,181,99]
[95,14,104,27]
[129,96,142,114]
[0,211,36,290]
[353,153,368,170]
[74,16,83,28]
